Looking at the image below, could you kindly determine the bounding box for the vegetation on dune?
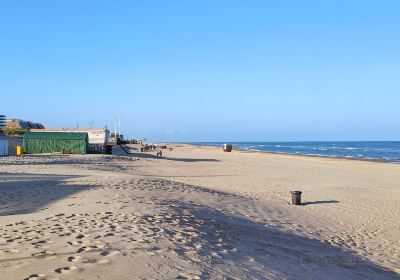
[0,128,27,136]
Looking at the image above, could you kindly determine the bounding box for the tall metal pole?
[114,111,117,142]
[118,112,121,140]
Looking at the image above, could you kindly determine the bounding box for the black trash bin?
[290,191,302,205]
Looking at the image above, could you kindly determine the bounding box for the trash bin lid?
[290,191,302,194]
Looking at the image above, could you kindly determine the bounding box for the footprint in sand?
[54,265,78,274]
[80,256,111,265]
[68,255,82,262]
[100,250,119,257]
[211,252,222,258]
[3,248,19,254]
[32,249,56,258]
[77,246,94,253]
[75,234,86,239]
[176,272,201,280]
[67,240,82,246]
[24,273,47,280]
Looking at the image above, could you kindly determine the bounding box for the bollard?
[290,191,302,205]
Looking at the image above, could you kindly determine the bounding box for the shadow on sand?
[112,177,398,279]
[0,172,398,279]
[165,198,398,279]
[111,145,220,162]
[123,151,220,163]
[0,173,96,216]
[302,200,340,206]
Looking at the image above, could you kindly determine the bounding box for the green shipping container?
[23,132,88,154]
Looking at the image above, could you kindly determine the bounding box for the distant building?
[6,119,44,129]
[0,115,6,128]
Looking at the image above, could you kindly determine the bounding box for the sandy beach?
[0,144,399,279]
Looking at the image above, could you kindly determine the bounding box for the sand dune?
[0,145,399,279]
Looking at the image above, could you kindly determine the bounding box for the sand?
[0,144,399,279]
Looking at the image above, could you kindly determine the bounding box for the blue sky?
[1,1,399,141]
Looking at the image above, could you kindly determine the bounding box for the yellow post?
[16,146,23,156]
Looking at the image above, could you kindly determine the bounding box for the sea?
[185,142,400,163]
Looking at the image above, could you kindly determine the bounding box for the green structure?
[23,132,88,154]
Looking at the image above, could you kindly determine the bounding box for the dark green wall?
[23,132,88,154]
